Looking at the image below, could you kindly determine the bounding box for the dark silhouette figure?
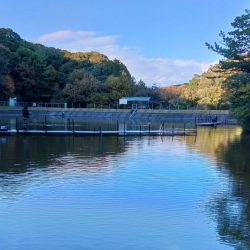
[22,106,30,129]
[212,115,218,124]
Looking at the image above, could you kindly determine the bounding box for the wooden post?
[172,124,174,136]
[72,119,75,133]
[44,115,47,133]
[184,123,186,136]
[99,126,102,136]
[117,120,119,135]
[148,124,151,135]
[68,118,71,131]
[16,117,18,133]
[123,120,126,135]
[140,125,142,136]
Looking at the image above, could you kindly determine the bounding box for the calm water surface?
[0,126,249,250]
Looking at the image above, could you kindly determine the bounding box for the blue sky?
[1,0,249,85]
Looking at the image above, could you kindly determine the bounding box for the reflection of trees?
[0,135,128,197]
[183,127,250,249]
[185,126,242,162]
[208,135,250,250]
[0,136,126,173]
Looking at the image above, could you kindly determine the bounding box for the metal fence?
[0,101,229,111]
[0,101,65,108]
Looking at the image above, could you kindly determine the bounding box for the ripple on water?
[0,128,245,250]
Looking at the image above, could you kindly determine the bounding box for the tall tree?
[206,10,250,59]
[206,9,250,130]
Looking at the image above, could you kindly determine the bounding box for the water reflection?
[182,126,250,249]
[1,127,250,249]
[0,136,127,172]
[207,133,250,249]
[0,136,130,198]
[185,126,242,162]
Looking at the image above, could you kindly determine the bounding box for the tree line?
[183,9,250,130]
[161,9,250,130]
[0,28,161,107]
[0,8,249,130]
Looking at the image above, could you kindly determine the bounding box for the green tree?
[0,28,136,104]
[0,28,21,52]
[0,79,13,100]
[134,80,150,96]
[225,72,250,128]
[206,10,250,59]
[181,76,200,105]
[206,9,250,130]
[62,69,100,106]
[106,75,134,103]
[181,66,231,109]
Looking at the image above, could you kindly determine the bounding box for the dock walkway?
[0,129,197,137]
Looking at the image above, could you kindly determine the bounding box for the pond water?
[0,126,249,250]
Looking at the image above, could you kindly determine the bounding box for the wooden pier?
[0,128,197,137]
[196,121,222,127]
[0,116,198,137]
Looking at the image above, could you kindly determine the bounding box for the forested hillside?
[1,10,249,121]
[181,63,236,109]
[0,28,154,106]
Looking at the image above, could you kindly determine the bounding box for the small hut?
[119,97,150,109]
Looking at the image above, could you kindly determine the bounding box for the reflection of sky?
[0,133,235,250]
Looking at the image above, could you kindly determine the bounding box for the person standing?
[22,105,30,129]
